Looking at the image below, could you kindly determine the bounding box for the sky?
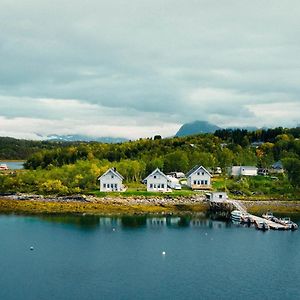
[0,0,300,140]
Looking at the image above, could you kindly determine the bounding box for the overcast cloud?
[0,0,299,139]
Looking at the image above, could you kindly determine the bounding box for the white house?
[186,165,212,190]
[98,168,124,192]
[231,166,258,176]
[205,192,228,203]
[143,168,170,192]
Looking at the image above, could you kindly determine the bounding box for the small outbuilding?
[270,161,284,174]
[98,168,124,192]
[186,165,212,190]
[143,168,170,192]
[205,192,228,203]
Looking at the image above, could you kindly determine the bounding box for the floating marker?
[30,246,34,251]
[162,251,166,255]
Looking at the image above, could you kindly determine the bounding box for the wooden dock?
[247,215,288,230]
[209,198,289,230]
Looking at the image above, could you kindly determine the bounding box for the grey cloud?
[0,0,300,138]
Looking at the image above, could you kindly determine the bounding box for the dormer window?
[197,172,200,175]
[154,175,156,179]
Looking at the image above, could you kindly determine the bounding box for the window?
[157,184,160,188]
[150,184,153,188]
[198,180,200,185]
[111,184,114,188]
[201,180,204,185]
[103,183,106,188]
[197,172,200,175]
[154,184,156,188]
[154,175,156,179]
[161,184,164,188]
[219,194,223,198]
[111,175,114,178]
[194,180,197,184]
[115,184,117,188]
[204,180,208,185]
[202,172,205,175]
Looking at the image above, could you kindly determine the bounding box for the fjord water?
[0,161,24,169]
[0,214,299,300]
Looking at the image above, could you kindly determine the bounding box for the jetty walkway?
[211,198,288,230]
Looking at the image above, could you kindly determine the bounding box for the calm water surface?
[0,214,299,300]
[0,161,24,169]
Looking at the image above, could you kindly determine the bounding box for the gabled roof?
[98,168,124,181]
[143,168,169,182]
[186,165,212,178]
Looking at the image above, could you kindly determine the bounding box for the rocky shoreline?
[0,193,300,215]
[1,193,206,205]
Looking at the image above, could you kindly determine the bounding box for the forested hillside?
[1,127,300,195]
[0,137,77,160]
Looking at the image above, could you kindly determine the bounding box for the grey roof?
[98,168,124,180]
[186,165,212,178]
[143,168,169,182]
[272,161,283,169]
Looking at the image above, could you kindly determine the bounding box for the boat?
[231,210,250,222]
[278,217,298,230]
[255,220,270,231]
[262,212,279,223]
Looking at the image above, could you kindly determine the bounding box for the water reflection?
[38,214,231,230]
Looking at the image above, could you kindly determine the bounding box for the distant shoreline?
[0,160,26,162]
[1,194,300,216]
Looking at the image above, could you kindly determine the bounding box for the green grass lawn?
[89,176,299,200]
[211,174,300,200]
[89,182,200,198]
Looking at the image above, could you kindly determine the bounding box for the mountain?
[46,135,128,143]
[175,121,221,137]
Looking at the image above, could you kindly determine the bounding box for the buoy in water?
[162,251,166,255]
[30,246,34,251]
[112,228,116,232]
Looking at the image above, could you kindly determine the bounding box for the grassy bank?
[0,198,209,215]
[89,189,198,198]
[246,202,300,215]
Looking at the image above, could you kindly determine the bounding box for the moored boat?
[231,210,250,223]
[262,212,279,223]
[278,217,298,230]
[255,220,270,231]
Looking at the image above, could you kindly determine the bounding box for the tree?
[282,158,300,187]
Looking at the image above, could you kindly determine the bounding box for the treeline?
[24,135,259,173]
[215,127,300,145]
[0,137,78,160]
[24,128,300,173]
